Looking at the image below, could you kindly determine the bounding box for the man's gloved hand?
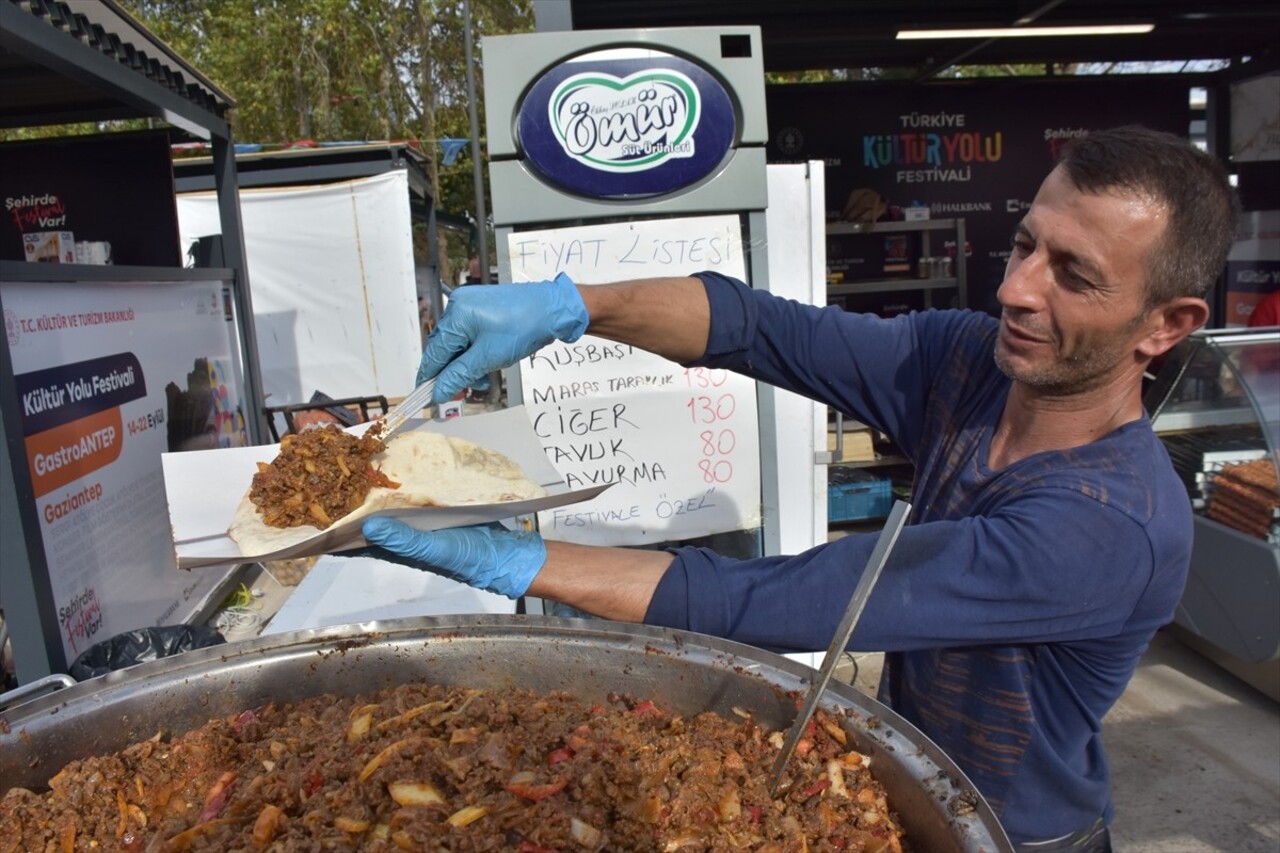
[360,519,546,599]
[420,272,588,403]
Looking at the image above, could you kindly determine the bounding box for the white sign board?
[177,171,420,408]
[508,214,762,545]
[2,278,244,663]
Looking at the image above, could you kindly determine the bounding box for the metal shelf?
[1152,405,1260,434]
[826,217,967,309]
[0,261,233,284]
[831,454,911,469]
[828,277,958,296]
[826,218,962,235]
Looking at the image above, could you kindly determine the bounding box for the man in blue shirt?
[360,126,1238,850]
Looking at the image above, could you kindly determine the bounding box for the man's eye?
[1063,268,1093,289]
[1011,236,1032,255]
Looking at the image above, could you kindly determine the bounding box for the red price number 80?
[698,429,735,483]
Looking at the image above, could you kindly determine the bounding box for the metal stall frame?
[0,0,263,681]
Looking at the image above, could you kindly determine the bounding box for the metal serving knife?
[376,377,437,441]
[767,499,911,797]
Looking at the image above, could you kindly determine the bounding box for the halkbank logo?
[547,70,700,173]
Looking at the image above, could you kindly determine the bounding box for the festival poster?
[766,77,1191,313]
[0,131,182,267]
[2,278,247,663]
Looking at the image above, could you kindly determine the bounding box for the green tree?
[117,0,533,281]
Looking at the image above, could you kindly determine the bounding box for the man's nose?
[998,252,1047,311]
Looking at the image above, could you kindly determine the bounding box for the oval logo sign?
[517,51,737,199]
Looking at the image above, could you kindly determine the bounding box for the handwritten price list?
[509,215,762,547]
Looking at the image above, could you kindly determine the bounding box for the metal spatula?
[767,499,911,796]
[376,377,437,441]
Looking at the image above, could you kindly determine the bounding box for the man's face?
[995,166,1170,395]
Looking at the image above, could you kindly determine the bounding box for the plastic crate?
[827,468,893,523]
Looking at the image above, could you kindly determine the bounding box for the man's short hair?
[1058,125,1239,306]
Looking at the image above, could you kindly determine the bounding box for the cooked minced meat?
[249,423,397,529]
[0,683,906,852]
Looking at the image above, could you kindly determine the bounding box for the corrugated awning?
[0,0,233,136]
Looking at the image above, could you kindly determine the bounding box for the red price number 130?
[683,367,728,388]
[685,393,736,424]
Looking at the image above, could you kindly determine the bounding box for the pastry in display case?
[1145,326,1279,699]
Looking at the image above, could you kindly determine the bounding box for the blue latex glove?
[419,272,588,403]
[360,519,546,599]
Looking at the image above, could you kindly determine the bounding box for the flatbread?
[227,430,547,556]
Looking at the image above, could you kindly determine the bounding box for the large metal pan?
[0,614,1011,851]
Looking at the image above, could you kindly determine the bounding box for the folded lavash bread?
[227,429,548,556]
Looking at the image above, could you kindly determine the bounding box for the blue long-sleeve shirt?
[643,271,1192,845]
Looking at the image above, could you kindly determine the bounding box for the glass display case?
[1145,327,1279,696]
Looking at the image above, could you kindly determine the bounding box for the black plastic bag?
[68,625,225,681]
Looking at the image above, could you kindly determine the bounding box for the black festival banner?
[766,77,1191,314]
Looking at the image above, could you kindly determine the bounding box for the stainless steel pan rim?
[0,613,1011,852]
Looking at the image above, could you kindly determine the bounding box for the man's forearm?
[527,540,674,623]
[538,276,703,618]
[576,277,711,363]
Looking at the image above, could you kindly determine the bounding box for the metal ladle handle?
[768,499,911,796]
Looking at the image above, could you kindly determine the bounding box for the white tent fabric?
[178,171,420,409]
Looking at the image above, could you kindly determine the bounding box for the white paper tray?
[162,406,607,570]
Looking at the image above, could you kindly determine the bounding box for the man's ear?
[1138,297,1210,359]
